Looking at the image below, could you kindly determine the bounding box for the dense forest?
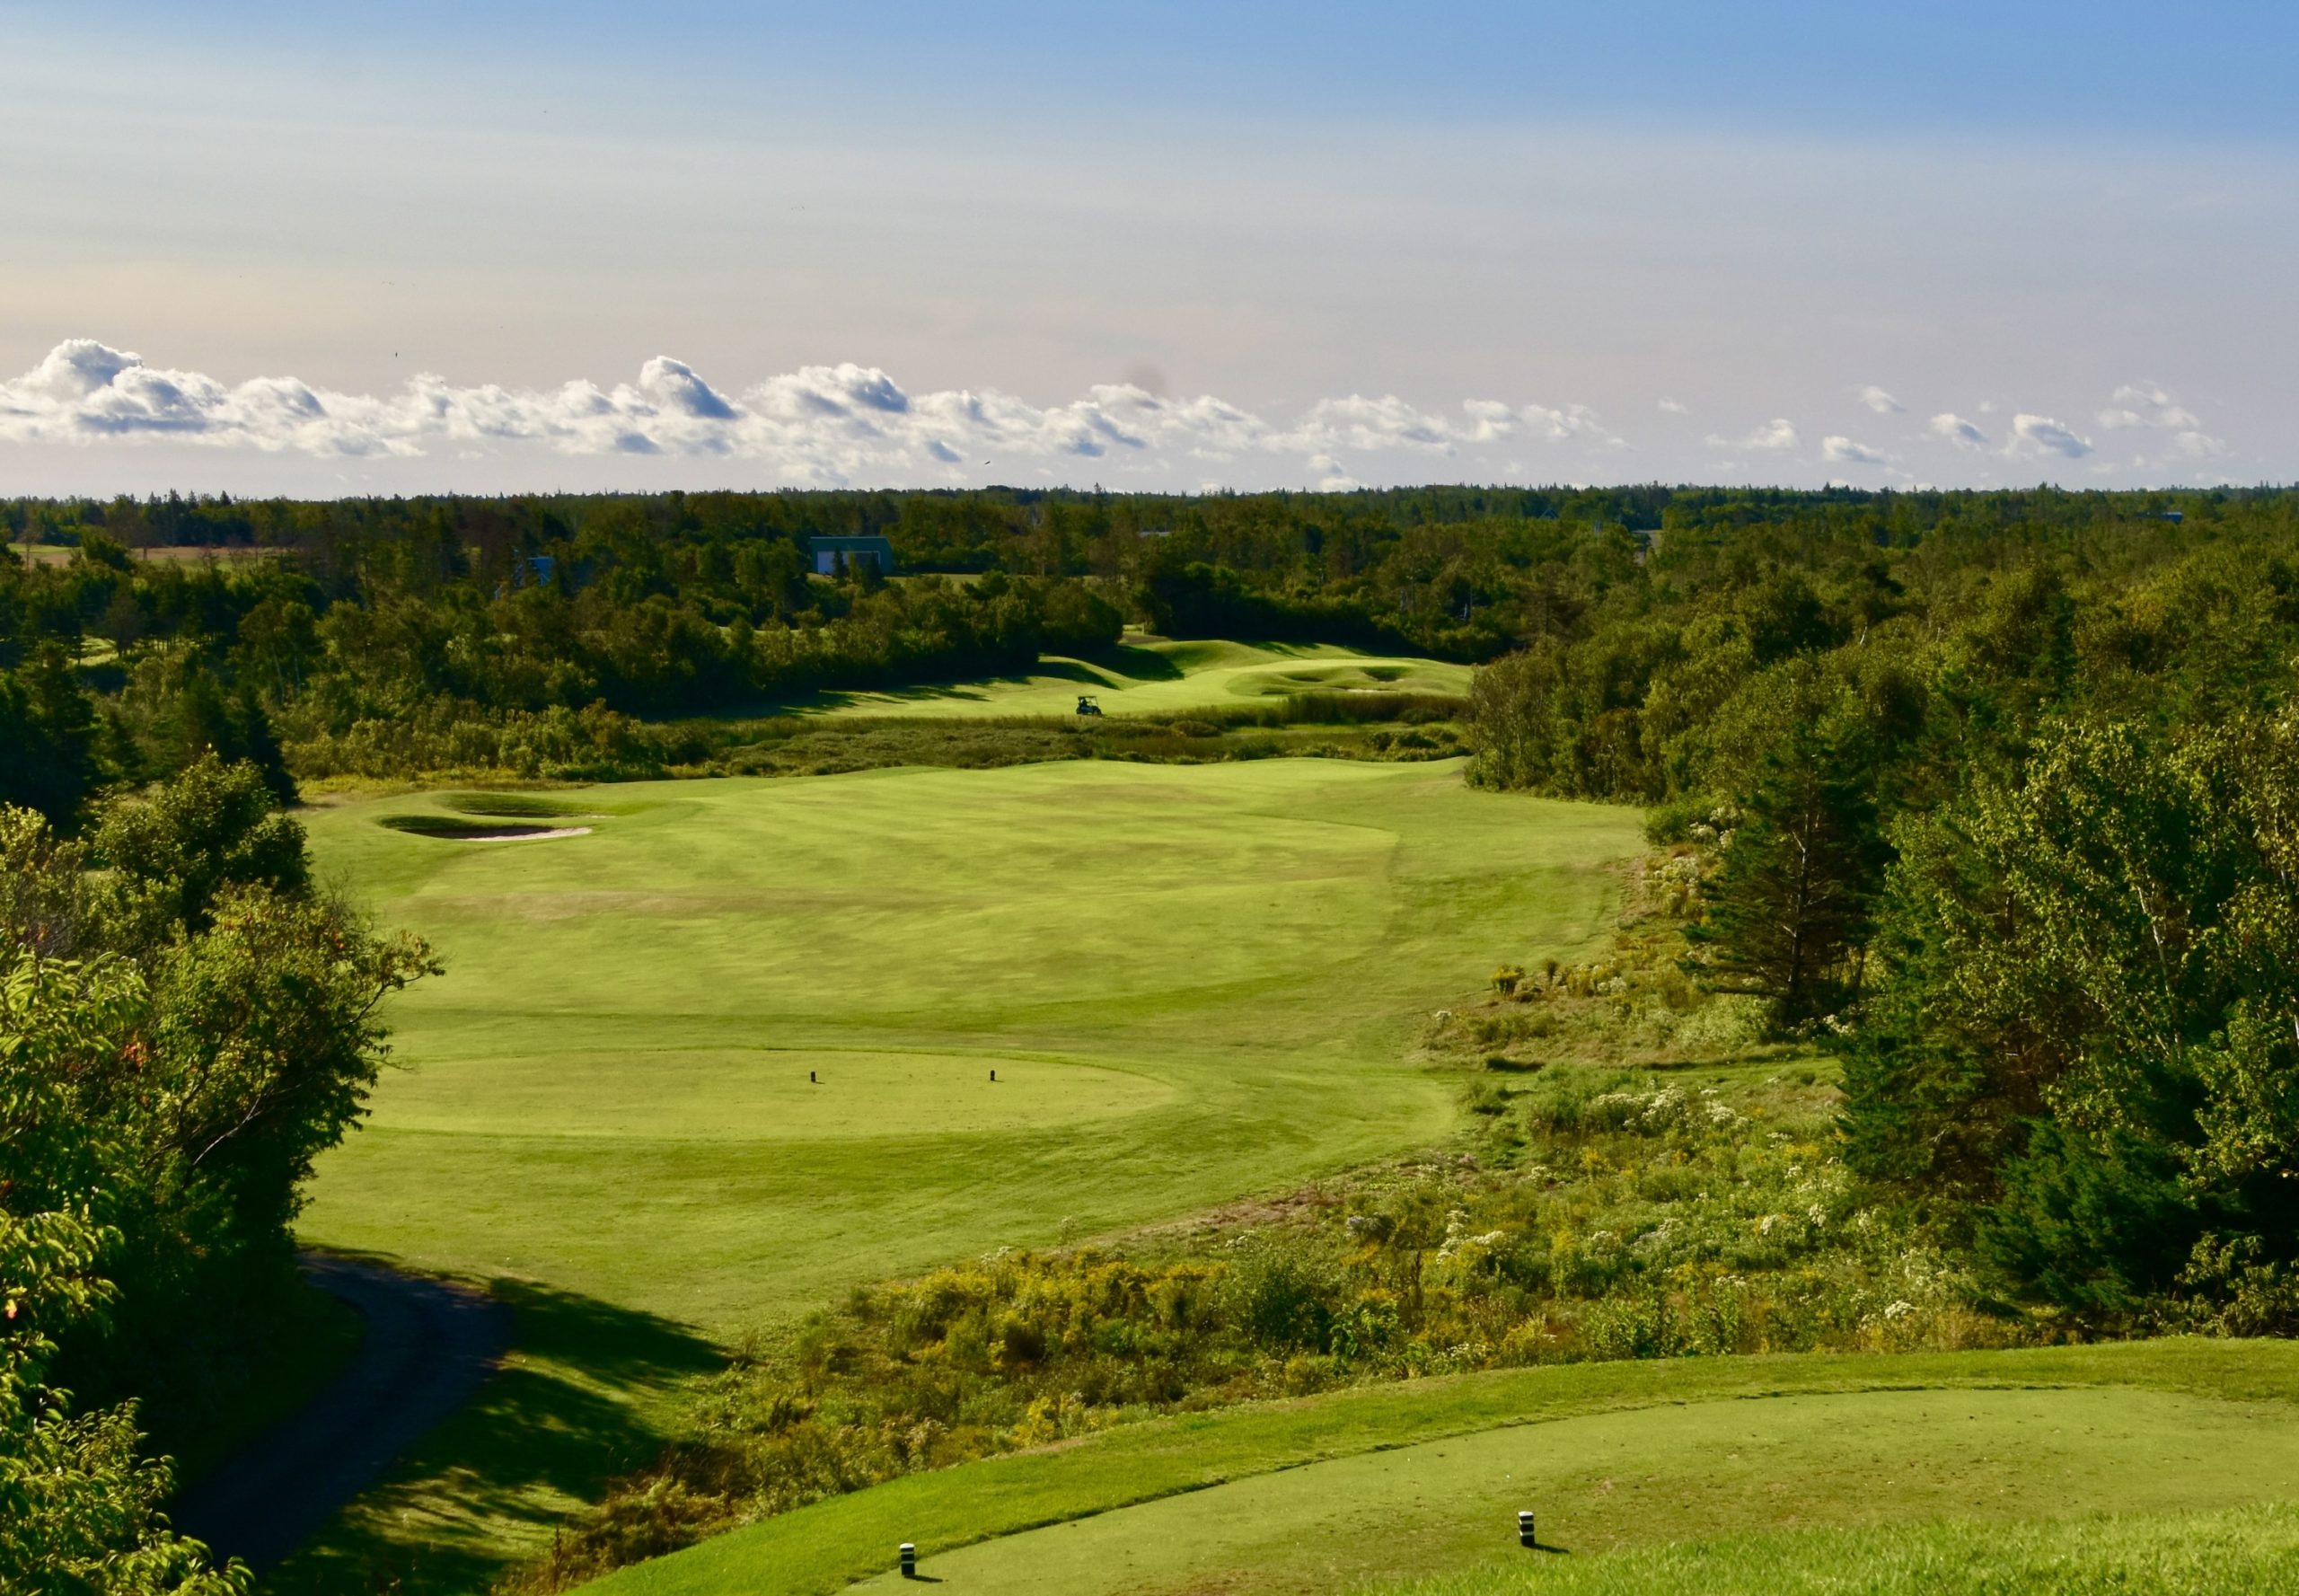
[3,482,2296,1585]
[1435,489,2298,1331]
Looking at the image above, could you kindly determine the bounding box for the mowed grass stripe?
[585,1339,2299,1596]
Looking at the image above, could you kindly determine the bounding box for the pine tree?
[1687,717,1889,1027]
[0,646,98,827]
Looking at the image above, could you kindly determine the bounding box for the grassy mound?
[577,1338,2299,1596]
[796,639,1471,720]
[442,791,598,819]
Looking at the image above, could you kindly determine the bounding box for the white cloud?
[0,340,1641,486]
[1854,385,1903,414]
[2095,382,2223,460]
[0,338,414,457]
[1928,413,1988,448]
[1284,394,1455,454]
[1459,399,1623,447]
[1743,418,1800,450]
[1458,400,1515,444]
[1821,435,1885,464]
[2009,413,2094,460]
[1657,397,1690,415]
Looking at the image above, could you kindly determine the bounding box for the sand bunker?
[378,815,594,842]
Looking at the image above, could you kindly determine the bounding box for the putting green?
[378,1049,1175,1141]
[800,639,1469,719]
[298,759,1636,1334]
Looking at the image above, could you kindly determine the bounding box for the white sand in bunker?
[376,814,600,841]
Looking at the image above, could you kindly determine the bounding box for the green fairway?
[796,639,1470,719]
[583,1339,2299,1596]
[299,759,1630,1333]
[281,756,1634,1590]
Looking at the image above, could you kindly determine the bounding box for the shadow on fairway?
[265,1276,723,1596]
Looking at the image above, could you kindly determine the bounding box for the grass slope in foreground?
[1379,1507,2299,1596]
[794,639,1471,719]
[586,1339,2299,1596]
[281,759,1635,1585]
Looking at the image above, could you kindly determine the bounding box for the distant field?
[795,639,1471,719]
[12,541,276,567]
[586,1338,2299,1596]
[280,759,1636,1590]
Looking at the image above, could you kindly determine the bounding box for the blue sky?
[4,2,2293,494]
[48,1,2299,138]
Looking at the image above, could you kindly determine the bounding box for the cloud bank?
[0,339,1626,489]
[0,342,2250,491]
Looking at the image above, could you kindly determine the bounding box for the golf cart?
[1075,694,1105,717]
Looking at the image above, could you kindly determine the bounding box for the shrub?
[1224,1252,1343,1352]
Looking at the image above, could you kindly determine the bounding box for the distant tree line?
[4,481,2276,803]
